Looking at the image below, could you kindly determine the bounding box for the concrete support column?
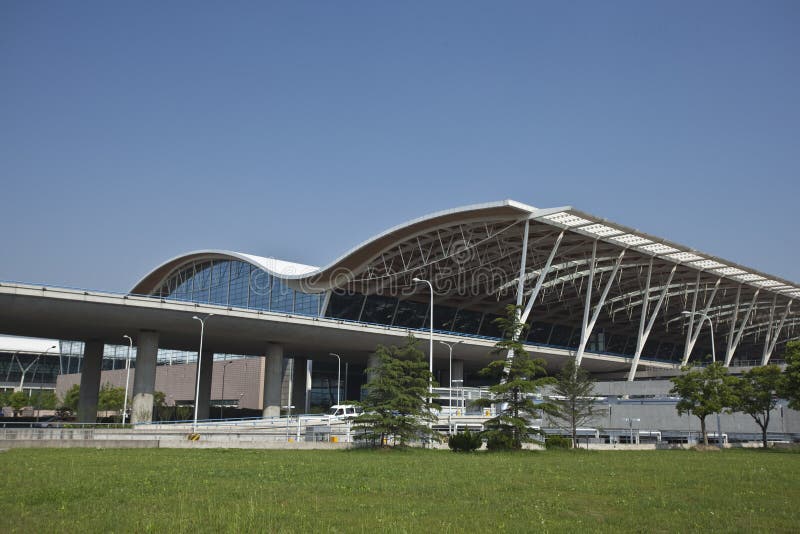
[451,359,464,385]
[196,350,213,420]
[77,340,104,423]
[263,343,283,417]
[131,330,159,424]
[367,353,381,383]
[290,359,312,414]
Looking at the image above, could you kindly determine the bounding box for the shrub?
[448,430,482,452]
[545,435,573,449]
[485,431,520,451]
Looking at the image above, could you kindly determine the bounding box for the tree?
[732,365,783,448]
[474,305,553,450]
[353,335,439,447]
[30,390,57,410]
[670,362,736,446]
[546,356,597,448]
[61,384,80,413]
[780,340,800,410]
[98,383,126,416]
[9,391,29,417]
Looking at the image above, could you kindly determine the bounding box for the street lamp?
[413,277,434,443]
[191,314,214,433]
[412,278,434,395]
[681,310,723,448]
[439,340,460,413]
[122,335,133,425]
[329,353,342,406]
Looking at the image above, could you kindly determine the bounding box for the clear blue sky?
[1,1,798,292]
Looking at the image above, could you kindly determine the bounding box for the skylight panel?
[611,234,652,246]
[735,273,765,282]
[579,223,623,237]
[690,259,725,269]
[639,243,679,255]
[714,267,746,276]
[666,252,704,262]
[752,279,782,288]
[542,212,591,227]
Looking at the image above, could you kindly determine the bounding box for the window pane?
[393,299,429,329]
[326,293,365,321]
[361,295,397,325]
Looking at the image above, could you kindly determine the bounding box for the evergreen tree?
[546,356,597,448]
[353,335,439,447]
[474,305,553,450]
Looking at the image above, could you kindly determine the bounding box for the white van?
[327,404,363,418]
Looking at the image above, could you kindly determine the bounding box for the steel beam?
[724,289,760,366]
[627,264,676,381]
[575,246,625,367]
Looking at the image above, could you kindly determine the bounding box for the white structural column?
[575,245,625,367]
[519,231,565,325]
[761,296,777,366]
[681,278,721,365]
[627,263,677,381]
[724,289,760,366]
[762,301,792,365]
[196,350,213,420]
[502,220,531,373]
[262,343,284,417]
[77,340,104,423]
[131,330,159,424]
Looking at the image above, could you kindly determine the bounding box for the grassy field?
[1,448,798,533]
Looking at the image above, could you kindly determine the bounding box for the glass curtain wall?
[153,259,323,317]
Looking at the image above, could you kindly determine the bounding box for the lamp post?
[413,277,434,443]
[439,340,460,417]
[329,353,342,406]
[191,314,214,433]
[681,310,723,448]
[122,335,133,425]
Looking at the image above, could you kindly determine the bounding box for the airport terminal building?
[1,200,798,429]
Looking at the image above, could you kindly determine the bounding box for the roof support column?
[761,295,777,366]
[575,246,625,367]
[763,301,791,365]
[627,264,676,381]
[682,272,701,364]
[725,289,760,366]
[519,231,564,325]
[514,219,530,310]
[681,278,721,366]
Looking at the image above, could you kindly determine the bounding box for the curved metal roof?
[130,250,317,296]
[130,199,799,365]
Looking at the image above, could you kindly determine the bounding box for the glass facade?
[153,259,323,317]
[323,292,695,363]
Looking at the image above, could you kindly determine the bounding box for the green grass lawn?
[1,448,798,533]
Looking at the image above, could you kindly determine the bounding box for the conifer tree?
[474,305,553,450]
